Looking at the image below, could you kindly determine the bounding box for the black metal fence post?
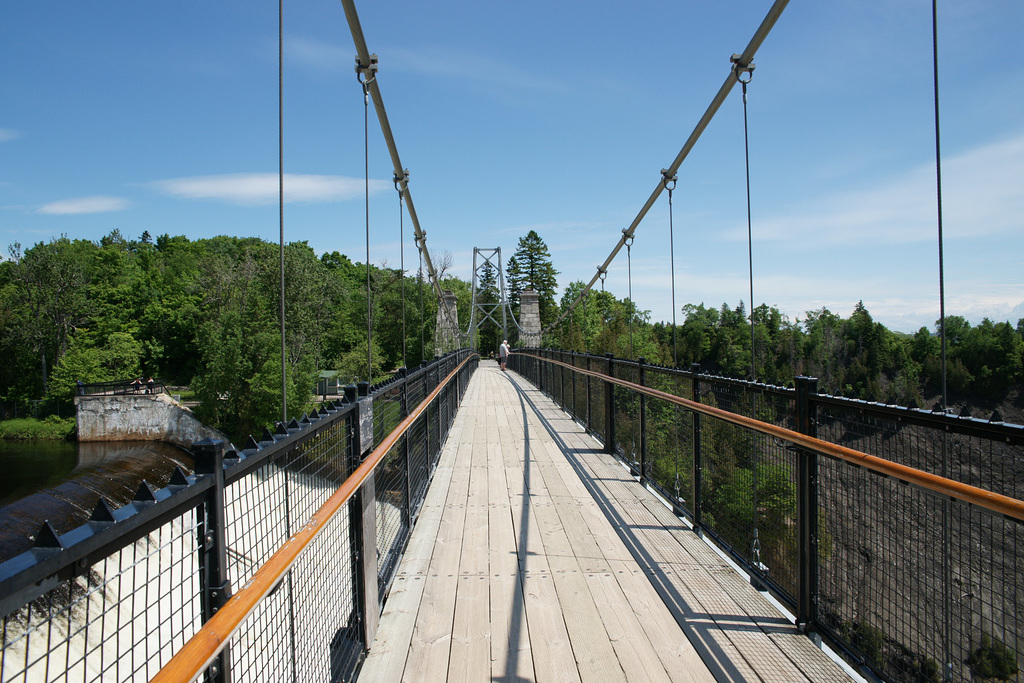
[605,353,616,455]
[690,364,703,530]
[586,354,592,431]
[638,357,647,482]
[795,375,820,632]
[351,382,379,648]
[561,352,569,405]
[570,352,577,418]
[399,367,412,530]
[193,438,232,683]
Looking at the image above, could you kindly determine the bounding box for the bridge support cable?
[276,7,299,680]
[544,0,791,334]
[624,233,634,358]
[395,170,410,368]
[339,0,460,341]
[734,57,757,384]
[930,2,954,675]
[662,171,679,368]
[357,60,377,382]
[278,0,288,426]
[732,57,765,572]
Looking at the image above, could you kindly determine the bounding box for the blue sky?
[3,1,1022,334]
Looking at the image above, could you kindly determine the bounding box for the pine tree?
[507,230,559,326]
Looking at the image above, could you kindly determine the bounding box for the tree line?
[552,292,1023,410]
[3,228,1021,438]
[0,231,468,438]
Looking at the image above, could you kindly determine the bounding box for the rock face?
[75,393,230,448]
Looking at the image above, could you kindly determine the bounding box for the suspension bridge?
[1,1,1022,682]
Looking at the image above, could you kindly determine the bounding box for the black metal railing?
[508,348,1023,683]
[75,377,168,396]
[0,349,478,683]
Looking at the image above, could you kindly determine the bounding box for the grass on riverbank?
[0,416,76,440]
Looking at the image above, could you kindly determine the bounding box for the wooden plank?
[448,442,491,681]
[487,441,535,683]
[360,457,457,680]
[402,415,474,681]
[604,559,717,683]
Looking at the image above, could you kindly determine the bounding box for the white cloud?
[0,129,20,143]
[37,196,130,215]
[287,36,564,95]
[286,37,350,72]
[150,173,389,206]
[736,131,1024,247]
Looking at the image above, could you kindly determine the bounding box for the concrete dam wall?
[75,393,231,448]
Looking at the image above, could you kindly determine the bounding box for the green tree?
[8,238,93,396]
[507,230,559,327]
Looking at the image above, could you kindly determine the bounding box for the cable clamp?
[394,168,410,193]
[355,53,379,86]
[621,228,634,248]
[660,168,678,191]
[730,54,755,84]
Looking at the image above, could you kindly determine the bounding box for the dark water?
[0,440,194,563]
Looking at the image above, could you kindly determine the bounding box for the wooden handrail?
[530,354,1024,523]
[150,354,477,683]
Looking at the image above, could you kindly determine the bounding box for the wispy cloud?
[286,37,349,73]
[0,129,20,143]
[386,45,563,94]
[286,36,563,95]
[38,196,130,215]
[731,131,1024,246]
[149,173,389,206]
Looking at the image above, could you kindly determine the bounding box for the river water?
[0,440,194,563]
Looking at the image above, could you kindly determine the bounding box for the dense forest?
[3,230,1022,438]
[0,231,470,437]
[552,289,1023,414]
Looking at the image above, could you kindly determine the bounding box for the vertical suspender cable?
[278,0,287,424]
[662,171,679,368]
[362,78,373,382]
[738,73,756,383]
[396,172,408,369]
[277,4,297,681]
[625,234,634,358]
[734,59,763,570]
[419,244,425,363]
[932,0,947,415]
[931,1,952,676]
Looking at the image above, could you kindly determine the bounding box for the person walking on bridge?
[499,339,511,371]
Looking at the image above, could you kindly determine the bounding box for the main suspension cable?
[543,0,790,334]
[340,0,459,339]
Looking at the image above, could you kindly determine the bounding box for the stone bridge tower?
[518,289,542,347]
[434,289,460,356]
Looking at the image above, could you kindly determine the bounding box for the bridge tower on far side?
[467,248,512,355]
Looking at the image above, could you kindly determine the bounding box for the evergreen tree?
[506,230,559,327]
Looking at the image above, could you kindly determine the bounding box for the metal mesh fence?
[509,349,1023,683]
[0,350,477,683]
[644,365,695,516]
[1,515,202,682]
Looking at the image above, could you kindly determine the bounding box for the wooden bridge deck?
[359,361,851,682]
